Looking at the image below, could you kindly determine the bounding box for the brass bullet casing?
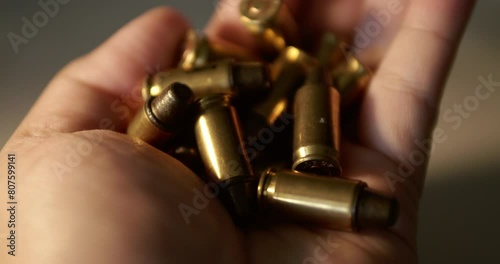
[127,83,194,148]
[141,74,155,102]
[258,169,399,231]
[314,32,371,107]
[253,46,316,126]
[332,54,372,108]
[179,30,256,71]
[194,94,257,223]
[316,32,345,68]
[240,0,281,33]
[292,68,341,176]
[240,0,297,59]
[242,47,315,171]
[143,60,270,100]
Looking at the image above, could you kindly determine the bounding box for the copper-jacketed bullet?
[127,82,194,147]
[142,60,270,100]
[258,169,399,231]
[194,94,257,223]
[292,68,341,176]
[179,30,256,71]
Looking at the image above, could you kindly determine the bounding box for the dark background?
[1,1,499,263]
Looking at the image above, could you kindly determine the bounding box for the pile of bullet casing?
[128,0,398,231]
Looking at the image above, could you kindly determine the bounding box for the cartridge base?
[292,145,341,176]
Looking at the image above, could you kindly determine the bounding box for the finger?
[205,0,302,53]
[205,0,363,54]
[355,0,408,67]
[359,0,476,190]
[12,7,189,139]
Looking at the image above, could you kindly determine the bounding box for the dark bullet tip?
[356,189,400,229]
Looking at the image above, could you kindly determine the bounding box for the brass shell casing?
[127,83,194,147]
[258,169,399,231]
[314,32,371,107]
[292,68,341,176]
[332,54,372,107]
[240,0,281,33]
[253,46,317,126]
[179,30,256,71]
[316,32,345,68]
[142,61,270,100]
[195,94,253,181]
[194,94,257,222]
[240,0,298,58]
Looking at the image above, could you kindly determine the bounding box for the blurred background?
[0,1,499,263]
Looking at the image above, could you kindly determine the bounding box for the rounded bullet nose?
[220,176,259,226]
[356,190,399,229]
[168,82,195,103]
[150,82,194,129]
[232,63,271,96]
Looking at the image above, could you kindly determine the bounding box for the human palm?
[0,1,475,263]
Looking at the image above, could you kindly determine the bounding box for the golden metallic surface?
[194,94,253,182]
[240,0,282,32]
[316,32,345,68]
[194,94,258,222]
[179,30,211,71]
[179,30,256,71]
[141,74,154,101]
[143,60,270,100]
[258,169,399,230]
[127,103,173,147]
[128,83,194,148]
[258,169,362,231]
[331,54,372,107]
[240,0,294,57]
[253,47,316,125]
[292,68,341,176]
[260,28,286,53]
